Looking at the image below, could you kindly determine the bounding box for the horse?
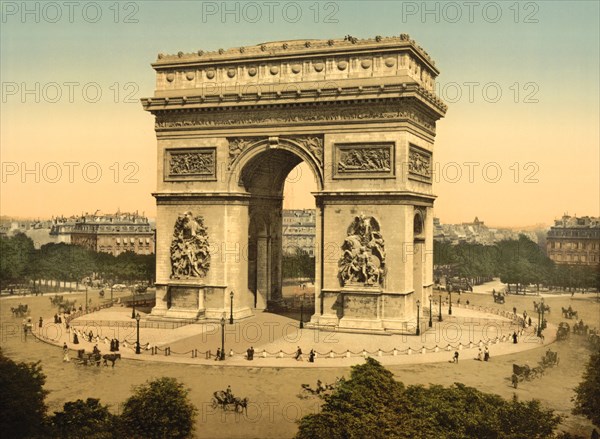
[233,397,248,413]
[102,353,121,367]
[212,391,248,413]
[11,304,28,317]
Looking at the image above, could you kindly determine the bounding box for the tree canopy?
[0,234,155,289]
[119,377,197,439]
[434,235,598,291]
[0,349,48,439]
[572,350,600,427]
[49,398,117,439]
[296,357,563,439]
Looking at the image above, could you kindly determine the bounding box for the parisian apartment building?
[70,211,155,256]
[546,215,600,265]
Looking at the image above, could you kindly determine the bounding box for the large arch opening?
[237,144,320,312]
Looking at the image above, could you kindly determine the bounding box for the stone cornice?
[153,192,251,204]
[314,191,436,206]
[141,82,446,116]
[153,34,438,74]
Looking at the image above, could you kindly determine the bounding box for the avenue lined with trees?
[0,233,155,292]
[434,235,599,293]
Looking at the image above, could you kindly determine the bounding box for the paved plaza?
[31,297,552,368]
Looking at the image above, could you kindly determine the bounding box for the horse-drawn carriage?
[572,320,589,336]
[533,301,550,314]
[11,303,29,317]
[446,277,473,293]
[133,284,148,294]
[511,363,544,388]
[212,389,248,413]
[75,349,102,367]
[492,290,505,304]
[49,295,64,306]
[75,349,121,367]
[556,322,570,341]
[540,349,559,368]
[561,307,578,320]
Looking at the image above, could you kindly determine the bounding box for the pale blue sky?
[1,1,599,226]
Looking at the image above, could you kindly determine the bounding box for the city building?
[71,211,155,256]
[49,216,78,244]
[282,209,316,256]
[434,217,539,245]
[546,215,600,265]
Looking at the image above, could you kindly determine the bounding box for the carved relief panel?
[407,145,432,183]
[333,142,394,179]
[164,148,216,181]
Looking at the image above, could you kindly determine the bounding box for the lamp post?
[300,293,305,329]
[540,297,546,331]
[220,315,226,361]
[537,298,544,337]
[416,300,421,336]
[428,295,433,328]
[438,294,443,322]
[85,285,88,312]
[135,312,141,354]
[448,290,453,315]
[229,291,234,325]
[110,284,113,303]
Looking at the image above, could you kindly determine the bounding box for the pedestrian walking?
[295,346,303,361]
[63,343,70,362]
[38,317,43,328]
[484,346,490,361]
[309,349,315,363]
[513,331,518,344]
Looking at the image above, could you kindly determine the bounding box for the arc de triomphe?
[142,35,446,331]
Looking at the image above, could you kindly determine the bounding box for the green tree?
[283,248,315,280]
[0,233,35,288]
[49,398,117,439]
[572,350,600,427]
[296,358,563,439]
[0,349,48,439]
[119,377,197,439]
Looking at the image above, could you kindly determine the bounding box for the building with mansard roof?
[71,211,155,256]
[546,215,600,266]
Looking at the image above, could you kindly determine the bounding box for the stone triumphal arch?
[142,35,446,331]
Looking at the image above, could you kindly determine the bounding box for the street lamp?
[438,294,443,322]
[537,298,544,337]
[300,293,305,329]
[229,291,234,325]
[416,300,421,336]
[448,290,453,315]
[428,295,433,328]
[110,284,113,303]
[131,286,137,319]
[135,312,141,354]
[220,315,226,361]
[85,285,88,312]
[540,297,546,331]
